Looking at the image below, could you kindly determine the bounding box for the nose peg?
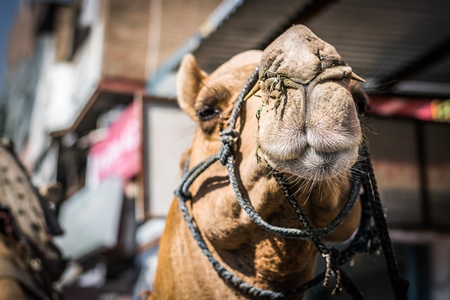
[351,72,366,83]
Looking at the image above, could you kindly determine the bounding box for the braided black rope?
[271,166,366,298]
[173,66,409,299]
[360,141,410,300]
[180,155,220,198]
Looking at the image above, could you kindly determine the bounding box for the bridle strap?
[360,142,410,300]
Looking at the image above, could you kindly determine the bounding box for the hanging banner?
[87,101,141,187]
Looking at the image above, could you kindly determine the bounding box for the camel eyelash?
[196,105,220,121]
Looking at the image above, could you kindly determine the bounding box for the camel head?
[177,25,366,182]
[152,25,370,299]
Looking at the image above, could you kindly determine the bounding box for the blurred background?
[0,0,449,299]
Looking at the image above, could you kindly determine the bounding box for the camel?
[150,25,389,299]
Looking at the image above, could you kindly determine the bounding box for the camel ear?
[177,54,208,120]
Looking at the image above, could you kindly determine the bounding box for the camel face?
[257,25,362,180]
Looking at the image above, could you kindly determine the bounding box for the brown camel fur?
[151,25,368,299]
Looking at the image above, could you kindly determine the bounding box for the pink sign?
[87,101,141,186]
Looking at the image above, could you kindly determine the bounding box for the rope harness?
[174,67,410,299]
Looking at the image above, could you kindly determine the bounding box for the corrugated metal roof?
[190,0,450,97]
[305,0,450,90]
[193,0,312,73]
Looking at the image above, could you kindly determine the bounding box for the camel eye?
[197,106,220,121]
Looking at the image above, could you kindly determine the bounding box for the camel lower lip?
[263,147,358,180]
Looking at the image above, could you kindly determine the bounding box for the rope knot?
[219,129,238,165]
[220,128,237,144]
[322,247,343,295]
